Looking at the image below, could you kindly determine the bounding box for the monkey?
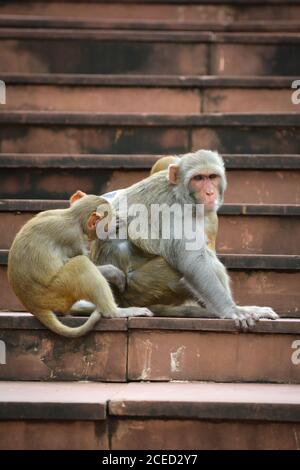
[91,150,278,328]
[150,156,177,175]
[7,191,152,338]
[75,150,279,329]
[88,154,219,315]
[73,154,218,319]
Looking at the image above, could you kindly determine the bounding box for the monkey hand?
[223,305,278,330]
[222,310,253,330]
[98,264,126,292]
[236,306,279,321]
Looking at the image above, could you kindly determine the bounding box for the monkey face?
[167,150,226,213]
[188,172,221,213]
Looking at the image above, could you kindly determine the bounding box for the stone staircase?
[0,0,299,450]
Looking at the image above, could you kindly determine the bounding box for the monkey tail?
[38,309,101,338]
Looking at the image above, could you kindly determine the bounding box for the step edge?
[1,200,299,215]
[1,313,299,334]
[1,111,300,127]
[108,400,300,422]
[0,73,297,88]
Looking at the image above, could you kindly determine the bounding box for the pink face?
[189,172,221,212]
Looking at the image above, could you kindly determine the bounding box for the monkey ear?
[70,190,86,205]
[87,211,103,230]
[168,164,180,185]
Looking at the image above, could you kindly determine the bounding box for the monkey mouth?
[204,202,217,212]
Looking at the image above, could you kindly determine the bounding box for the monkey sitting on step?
[8,192,152,338]
[73,150,278,329]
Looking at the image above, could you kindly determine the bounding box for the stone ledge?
[1,312,300,334]
[1,381,300,423]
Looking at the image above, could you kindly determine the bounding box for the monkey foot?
[98,264,126,292]
[114,307,154,318]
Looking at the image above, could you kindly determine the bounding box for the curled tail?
[38,309,101,338]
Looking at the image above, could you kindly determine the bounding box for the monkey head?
[168,150,227,213]
[70,190,113,240]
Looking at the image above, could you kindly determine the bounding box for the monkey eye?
[192,174,204,181]
[209,174,218,180]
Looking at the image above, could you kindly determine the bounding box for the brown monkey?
[86,153,220,315]
[71,153,227,317]
[87,150,278,328]
[84,151,223,317]
[8,191,152,338]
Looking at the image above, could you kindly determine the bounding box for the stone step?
[0,381,299,449]
[127,317,300,383]
[108,382,300,450]
[1,29,300,75]
[0,381,112,450]
[1,199,299,254]
[0,314,300,383]
[2,74,299,113]
[0,253,299,315]
[2,152,299,169]
[1,1,300,23]
[0,314,128,382]
[3,166,299,204]
[1,112,300,155]
[1,16,300,33]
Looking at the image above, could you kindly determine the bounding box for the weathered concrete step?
[0,314,128,382]
[0,314,300,383]
[0,253,299,316]
[1,112,300,156]
[1,16,300,33]
[0,156,298,203]
[1,200,299,254]
[109,382,300,450]
[0,381,299,449]
[128,317,300,383]
[0,381,112,449]
[1,30,300,75]
[1,1,300,23]
[2,74,299,113]
[3,168,299,204]
[1,152,299,169]
[2,74,297,87]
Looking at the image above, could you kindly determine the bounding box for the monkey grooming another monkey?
[72,154,218,319]
[88,150,278,329]
[8,192,152,338]
[74,153,219,318]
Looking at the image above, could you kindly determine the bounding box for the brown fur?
[76,152,278,326]
[8,193,152,337]
[89,154,221,317]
